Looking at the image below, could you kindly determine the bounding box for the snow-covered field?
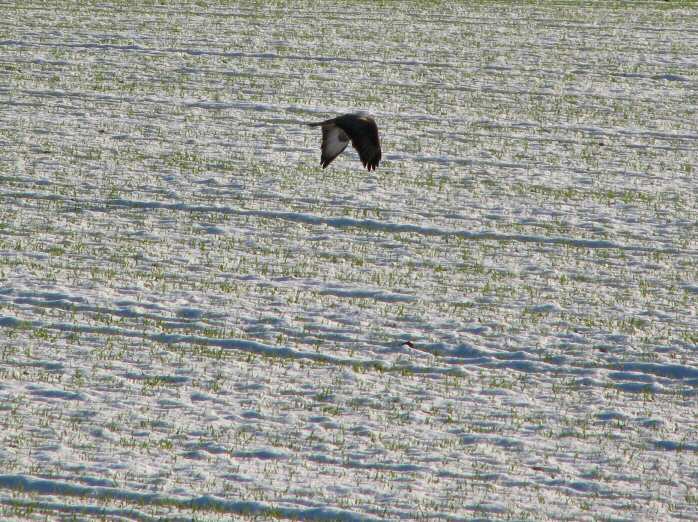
[1,2,697,520]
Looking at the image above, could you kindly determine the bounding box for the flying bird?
[306,113,382,171]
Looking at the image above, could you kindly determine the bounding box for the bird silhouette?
[306,113,382,171]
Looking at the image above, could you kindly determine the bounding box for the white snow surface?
[1,2,697,521]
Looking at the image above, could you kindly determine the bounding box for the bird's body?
[306,113,381,171]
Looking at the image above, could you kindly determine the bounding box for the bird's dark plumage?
[306,113,382,171]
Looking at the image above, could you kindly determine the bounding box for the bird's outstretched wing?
[320,125,350,168]
[337,115,382,171]
[306,114,381,171]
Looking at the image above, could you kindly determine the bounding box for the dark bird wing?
[306,114,382,171]
[319,124,350,169]
[336,115,382,171]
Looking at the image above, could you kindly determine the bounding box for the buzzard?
[306,113,381,171]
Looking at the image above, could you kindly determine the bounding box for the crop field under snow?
[1,1,697,520]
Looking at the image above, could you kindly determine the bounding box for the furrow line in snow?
[1,191,688,254]
[0,315,465,378]
[0,474,385,522]
[6,87,696,147]
[2,314,696,389]
[0,498,160,522]
[0,39,455,69]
